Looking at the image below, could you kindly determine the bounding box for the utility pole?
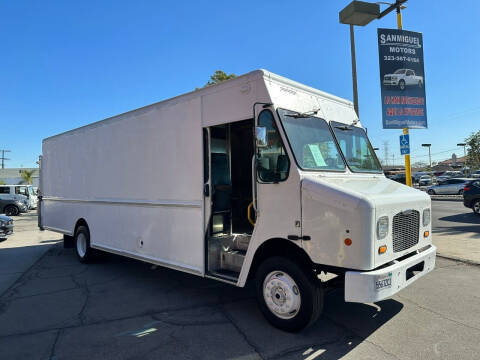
[383,141,390,167]
[0,150,11,169]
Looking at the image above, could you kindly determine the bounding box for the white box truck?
[39,70,436,331]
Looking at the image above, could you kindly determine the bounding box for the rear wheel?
[473,200,480,215]
[458,189,464,195]
[4,205,19,216]
[427,189,435,195]
[75,225,94,263]
[255,256,323,332]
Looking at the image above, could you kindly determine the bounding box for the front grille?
[392,210,420,252]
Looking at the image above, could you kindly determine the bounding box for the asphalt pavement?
[0,212,62,295]
[432,200,480,235]
[431,200,480,264]
[0,210,479,359]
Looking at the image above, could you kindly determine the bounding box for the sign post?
[378,8,427,187]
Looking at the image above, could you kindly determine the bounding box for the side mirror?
[255,126,268,148]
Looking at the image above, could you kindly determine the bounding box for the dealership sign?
[378,28,427,129]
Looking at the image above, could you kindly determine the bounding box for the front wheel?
[427,189,435,195]
[399,80,406,91]
[255,256,323,332]
[473,199,480,215]
[4,205,19,216]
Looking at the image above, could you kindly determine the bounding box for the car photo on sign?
[383,69,424,91]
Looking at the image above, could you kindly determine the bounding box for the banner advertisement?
[378,28,427,129]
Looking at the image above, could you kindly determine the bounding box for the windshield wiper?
[284,108,321,118]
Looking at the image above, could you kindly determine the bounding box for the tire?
[418,81,423,88]
[255,256,323,332]
[4,205,19,216]
[427,189,435,195]
[473,200,480,215]
[399,80,406,91]
[458,189,464,195]
[74,225,94,263]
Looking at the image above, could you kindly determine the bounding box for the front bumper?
[383,80,399,86]
[344,245,436,303]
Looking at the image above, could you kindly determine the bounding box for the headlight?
[423,208,431,227]
[377,216,389,240]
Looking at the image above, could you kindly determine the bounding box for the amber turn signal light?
[424,231,429,237]
[344,238,352,246]
[378,245,387,254]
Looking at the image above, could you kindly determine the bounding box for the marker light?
[424,231,429,238]
[344,238,352,246]
[378,245,387,254]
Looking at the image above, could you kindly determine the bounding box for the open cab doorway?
[205,119,255,282]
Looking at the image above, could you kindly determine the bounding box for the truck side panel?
[41,97,205,274]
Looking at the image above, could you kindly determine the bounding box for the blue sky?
[1,0,478,168]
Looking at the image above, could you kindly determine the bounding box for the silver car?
[427,178,472,195]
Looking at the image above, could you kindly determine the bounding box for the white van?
[0,185,36,209]
[39,70,436,331]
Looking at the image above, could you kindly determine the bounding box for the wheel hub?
[263,271,301,319]
[77,233,87,257]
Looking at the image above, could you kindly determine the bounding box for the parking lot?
[0,206,479,360]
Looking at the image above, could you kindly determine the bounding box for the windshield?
[330,121,383,173]
[278,109,345,171]
[394,69,406,74]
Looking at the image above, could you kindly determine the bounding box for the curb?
[430,196,463,202]
[436,253,480,266]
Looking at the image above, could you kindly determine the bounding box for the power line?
[0,150,11,169]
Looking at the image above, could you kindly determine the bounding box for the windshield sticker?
[308,144,327,167]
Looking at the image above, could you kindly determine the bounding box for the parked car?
[418,175,433,186]
[427,178,473,195]
[390,173,415,185]
[0,215,14,240]
[0,185,37,209]
[463,180,480,215]
[0,197,28,216]
[471,170,480,179]
[383,69,423,90]
[436,175,451,184]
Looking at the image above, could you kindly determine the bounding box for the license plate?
[375,272,393,291]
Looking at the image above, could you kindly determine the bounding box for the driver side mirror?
[255,126,268,148]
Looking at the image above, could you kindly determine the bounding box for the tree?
[20,170,35,185]
[204,70,236,87]
[465,130,480,169]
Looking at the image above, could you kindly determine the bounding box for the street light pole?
[457,143,467,175]
[349,24,359,117]
[422,144,432,183]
